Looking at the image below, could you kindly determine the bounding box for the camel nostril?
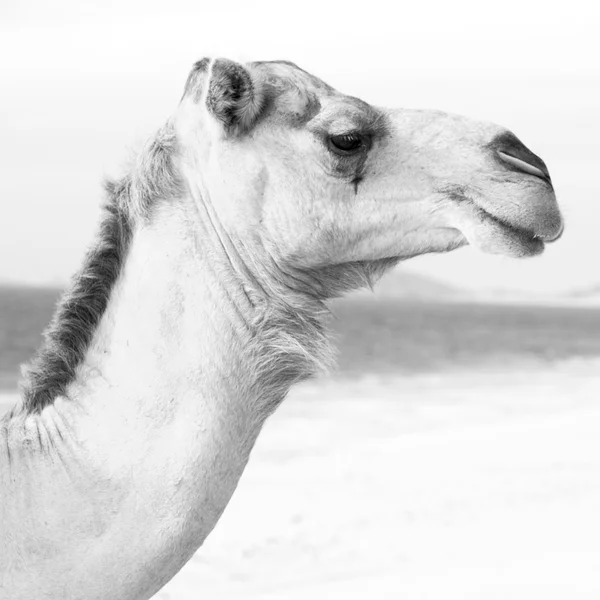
[497,151,550,182]
[490,132,552,185]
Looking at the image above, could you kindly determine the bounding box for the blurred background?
[1,1,599,598]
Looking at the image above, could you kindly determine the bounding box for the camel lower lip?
[485,211,540,242]
[483,208,563,245]
[481,209,546,255]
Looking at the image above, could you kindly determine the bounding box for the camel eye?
[329,133,364,154]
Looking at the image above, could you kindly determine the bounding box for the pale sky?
[0,0,598,293]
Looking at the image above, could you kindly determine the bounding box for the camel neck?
[2,196,331,599]
[71,199,283,431]
[59,192,332,484]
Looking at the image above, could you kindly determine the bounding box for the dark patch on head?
[343,96,391,139]
[252,80,322,129]
[247,60,336,128]
[20,126,181,414]
[251,60,336,94]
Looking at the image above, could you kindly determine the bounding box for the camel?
[0,58,563,599]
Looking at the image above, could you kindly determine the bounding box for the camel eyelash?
[327,131,372,156]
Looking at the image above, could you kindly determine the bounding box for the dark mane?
[20,125,181,413]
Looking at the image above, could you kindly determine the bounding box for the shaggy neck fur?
[20,125,182,414]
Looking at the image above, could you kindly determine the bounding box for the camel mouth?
[483,210,547,255]
[450,193,563,257]
[487,206,563,242]
[476,206,564,257]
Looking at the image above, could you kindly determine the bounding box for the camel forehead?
[249,60,335,94]
[249,60,382,129]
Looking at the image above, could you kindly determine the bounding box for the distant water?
[331,298,600,376]
[1,286,600,391]
[0,286,61,390]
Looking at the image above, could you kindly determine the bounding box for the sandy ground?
[2,360,600,599]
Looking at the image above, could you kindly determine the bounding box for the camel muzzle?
[483,131,563,244]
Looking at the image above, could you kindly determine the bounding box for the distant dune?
[564,284,600,306]
[468,285,600,307]
[568,283,600,298]
[349,267,466,301]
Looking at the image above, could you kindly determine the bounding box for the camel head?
[174,58,563,282]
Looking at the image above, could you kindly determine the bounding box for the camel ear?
[205,58,266,136]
